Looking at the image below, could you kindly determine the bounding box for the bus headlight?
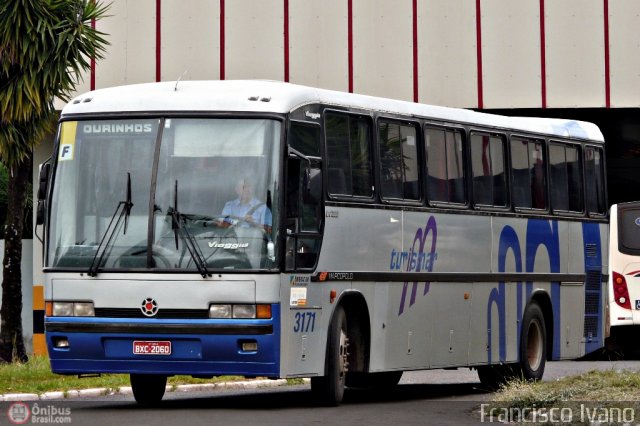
[208,304,272,319]
[49,302,95,317]
[73,302,95,317]
[52,302,73,317]
[209,304,232,318]
[233,305,256,319]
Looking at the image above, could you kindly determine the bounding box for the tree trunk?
[0,157,30,363]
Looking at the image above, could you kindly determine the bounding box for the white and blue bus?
[37,81,608,404]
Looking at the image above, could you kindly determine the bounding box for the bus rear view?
[608,202,640,353]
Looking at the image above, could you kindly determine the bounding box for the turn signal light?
[256,304,272,319]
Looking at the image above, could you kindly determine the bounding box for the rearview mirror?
[37,162,51,201]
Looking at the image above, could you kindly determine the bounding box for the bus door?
[282,120,325,375]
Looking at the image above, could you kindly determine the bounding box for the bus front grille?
[94,308,210,319]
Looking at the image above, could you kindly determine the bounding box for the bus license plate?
[133,341,172,355]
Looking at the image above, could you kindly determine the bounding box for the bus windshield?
[48,117,281,272]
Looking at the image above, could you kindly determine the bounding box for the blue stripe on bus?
[525,220,561,360]
[493,220,561,363]
[46,304,281,377]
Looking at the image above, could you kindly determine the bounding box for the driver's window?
[287,121,322,270]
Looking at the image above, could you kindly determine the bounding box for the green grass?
[487,370,640,425]
[0,355,246,395]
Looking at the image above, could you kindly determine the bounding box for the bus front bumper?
[44,308,280,377]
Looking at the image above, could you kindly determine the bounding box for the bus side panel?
[369,211,491,370]
[279,273,338,377]
[467,281,519,366]
[367,281,429,371]
[488,217,562,362]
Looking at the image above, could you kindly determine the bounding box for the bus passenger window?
[585,147,606,215]
[425,127,466,204]
[510,137,547,210]
[325,113,373,198]
[378,120,420,201]
[470,133,507,207]
[549,143,583,213]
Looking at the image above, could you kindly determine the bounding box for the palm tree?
[0,0,109,363]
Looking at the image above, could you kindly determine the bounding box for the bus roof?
[62,80,604,143]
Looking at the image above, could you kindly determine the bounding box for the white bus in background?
[36,80,608,405]
[606,202,640,353]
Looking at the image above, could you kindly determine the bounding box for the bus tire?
[519,301,547,381]
[130,374,167,405]
[311,305,349,405]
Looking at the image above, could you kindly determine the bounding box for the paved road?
[3,360,640,426]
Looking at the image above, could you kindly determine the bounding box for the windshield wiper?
[168,179,211,278]
[88,173,134,277]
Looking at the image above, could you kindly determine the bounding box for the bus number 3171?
[293,312,316,333]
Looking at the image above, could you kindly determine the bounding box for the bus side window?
[378,120,420,201]
[470,132,507,208]
[325,112,373,198]
[549,142,584,213]
[510,137,547,210]
[585,146,606,215]
[425,126,466,205]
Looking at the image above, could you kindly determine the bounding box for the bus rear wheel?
[311,305,349,405]
[476,301,547,389]
[130,374,167,405]
[519,301,547,381]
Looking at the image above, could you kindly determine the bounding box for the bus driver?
[220,178,272,233]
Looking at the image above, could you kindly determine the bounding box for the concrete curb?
[0,378,309,401]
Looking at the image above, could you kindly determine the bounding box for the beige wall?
[545,0,606,108]
[418,0,478,108]
[289,0,348,91]
[609,0,640,107]
[481,0,541,108]
[56,0,640,109]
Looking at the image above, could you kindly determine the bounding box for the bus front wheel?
[311,305,349,405]
[130,374,167,405]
